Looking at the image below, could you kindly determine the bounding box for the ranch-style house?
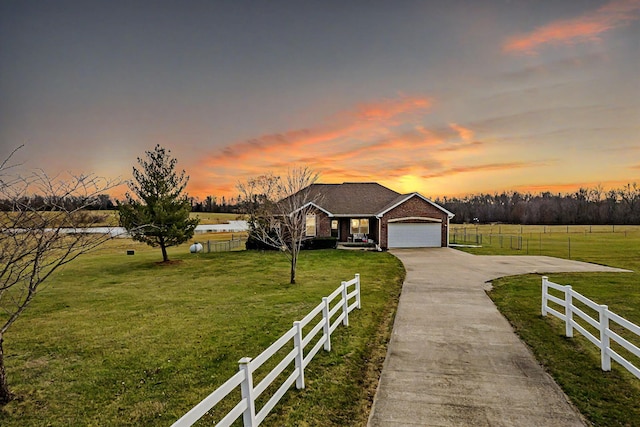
[297,182,454,250]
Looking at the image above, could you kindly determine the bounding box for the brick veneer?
[380,196,449,249]
[308,195,450,249]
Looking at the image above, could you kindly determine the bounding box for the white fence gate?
[541,276,640,379]
[171,274,362,426]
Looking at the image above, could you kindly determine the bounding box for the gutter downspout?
[446,214,454,247]
[377,214,383,251]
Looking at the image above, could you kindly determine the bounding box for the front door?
[331,219,339,239]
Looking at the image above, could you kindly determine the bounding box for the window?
[350,218,369,234]
[331,220,339,238]
[306,214,316,237]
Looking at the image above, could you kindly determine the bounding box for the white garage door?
[388,223,442,248]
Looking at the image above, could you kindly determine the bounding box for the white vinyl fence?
[171,274,361,427]
[541,276,640,379]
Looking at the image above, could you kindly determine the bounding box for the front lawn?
[0,242,404,426]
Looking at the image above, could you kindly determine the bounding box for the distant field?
[451,223,639,236]
[453,224,640,426]
[76,210,244,227]
[191,212,246,225]
[450,224,640,261]
[0,210,244,228]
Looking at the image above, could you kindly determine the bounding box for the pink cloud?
[503,0,640,55]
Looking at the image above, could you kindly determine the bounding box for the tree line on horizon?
[436,183,640,225]
[2,182,640,226]
[0,193,242,213]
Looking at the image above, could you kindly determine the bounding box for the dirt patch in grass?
[154,259,183,266]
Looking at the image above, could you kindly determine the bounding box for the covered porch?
[330,217,379,245]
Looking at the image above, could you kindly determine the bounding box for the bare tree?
[238,167,320,284]
[618,183,640,224]
[0,148,120,404]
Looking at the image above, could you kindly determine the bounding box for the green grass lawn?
[0,241,404,426]
[456,225,640,426]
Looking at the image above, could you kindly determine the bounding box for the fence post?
[565,286,573,337]
[239,357,256,427]
[293,321,305,389]
[539,233,542,255]
[355,274,361,309]
[541,276,548,316]
[207,240,211,253]
[599,305,611,371]
[341,281,349,326]
[322,297,331,351]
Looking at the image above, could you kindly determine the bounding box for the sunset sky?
[1,0,639,200]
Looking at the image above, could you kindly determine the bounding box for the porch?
[331,217,379,245]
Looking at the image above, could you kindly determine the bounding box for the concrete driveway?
[368,248,630,427]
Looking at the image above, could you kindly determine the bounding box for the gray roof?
[298,182,452,219]
[306,183,401,216]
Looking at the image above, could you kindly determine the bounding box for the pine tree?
[118,145,198,262]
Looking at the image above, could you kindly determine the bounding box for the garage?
[387,222,442,248]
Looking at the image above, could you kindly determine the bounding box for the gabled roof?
[301,182,453,218]
[305,183,401,216]
[377,192,455,218]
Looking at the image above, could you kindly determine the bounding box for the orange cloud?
[421,161,538,179]
[353,96,431,122]
[190,96,434,195]
[186,96,502,200]
[205,96,431,166]
[438,140,483,153]
[449,123,474,142]
[503,0,640,55]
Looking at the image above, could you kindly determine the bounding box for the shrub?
[301,237,338,250]
[245,235,280,250]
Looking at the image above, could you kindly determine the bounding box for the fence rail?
[171,274,362,427]
[541,276,640,379]
[449,226,639,257]
[205,237,245,253]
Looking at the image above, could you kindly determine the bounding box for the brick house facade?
[298,183,454,249]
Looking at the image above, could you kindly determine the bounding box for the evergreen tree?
[118,145,198,262]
